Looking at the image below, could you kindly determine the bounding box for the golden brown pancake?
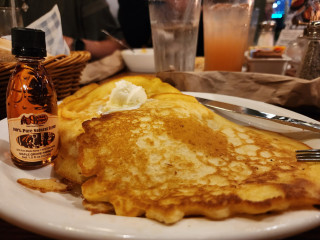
[55,76,181,183]
[17,178,71,193]
[77,93,320,224]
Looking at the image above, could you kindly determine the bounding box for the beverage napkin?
[27,4,70,56]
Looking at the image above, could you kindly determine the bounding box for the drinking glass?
[0,7,23,37]
[203,0,254,71]
[148,0,201,72]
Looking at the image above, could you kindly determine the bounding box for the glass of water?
[148,0,201,72]
[0,7,23,37]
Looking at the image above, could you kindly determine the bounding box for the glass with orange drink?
[203,0,254,71]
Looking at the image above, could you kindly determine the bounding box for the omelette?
[55,76,320,224]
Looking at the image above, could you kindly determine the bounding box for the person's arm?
[64,36,123,60]
[82,38,123,60]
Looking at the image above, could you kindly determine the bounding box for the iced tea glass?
[148,0,201,72]
[203,0,254,71]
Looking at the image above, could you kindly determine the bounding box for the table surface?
[2,73,320,240]
[1,217,320,240]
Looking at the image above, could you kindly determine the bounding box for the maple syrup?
[6,28,59,169]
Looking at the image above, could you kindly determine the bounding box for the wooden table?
[2,73,320,239]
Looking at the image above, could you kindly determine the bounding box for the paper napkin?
[27,4,70,56]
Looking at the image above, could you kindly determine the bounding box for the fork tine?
[296,153,320,157]
[297,158,320,162]
[296,155,320,158]
[296,149,320,153]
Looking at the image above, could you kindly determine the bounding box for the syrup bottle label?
[8,113,59,162]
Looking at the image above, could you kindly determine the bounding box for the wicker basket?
[0,51,91,119]
[44,51,91,99]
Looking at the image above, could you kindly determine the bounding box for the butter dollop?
[98,80,147,114]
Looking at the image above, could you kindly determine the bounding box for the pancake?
[55,76,181,183]
[17,178,71,193]
[77,93,320,224]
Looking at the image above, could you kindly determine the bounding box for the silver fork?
[296,149,320,162]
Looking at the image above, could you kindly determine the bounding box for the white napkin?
[27,4,70,56]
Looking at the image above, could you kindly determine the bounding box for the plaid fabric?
[27,4,70,55]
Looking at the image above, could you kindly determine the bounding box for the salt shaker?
[257,20,276,47]
[297,21,320,80]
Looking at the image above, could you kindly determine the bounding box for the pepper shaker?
[297,21,320,80]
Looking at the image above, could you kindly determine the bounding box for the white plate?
[1,92,320,240]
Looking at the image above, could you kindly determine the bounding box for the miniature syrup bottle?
[6,28,59,169]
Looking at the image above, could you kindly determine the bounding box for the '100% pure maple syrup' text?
[13,125,57,133]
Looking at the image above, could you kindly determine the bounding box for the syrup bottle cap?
[11,27,47,58]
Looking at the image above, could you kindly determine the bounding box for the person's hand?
[63,35,124,60]
[63,36,73,50]
[83,38,124,60]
